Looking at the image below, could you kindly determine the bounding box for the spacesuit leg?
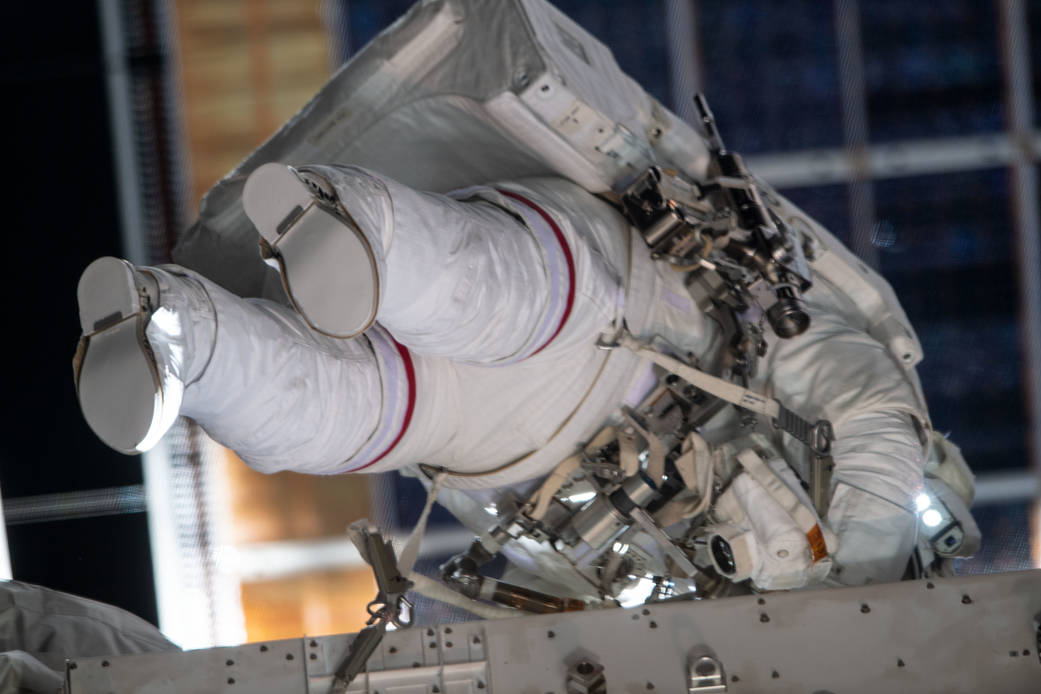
[74,257,215,454]
[74,256,385,467]
[243,163,559,363]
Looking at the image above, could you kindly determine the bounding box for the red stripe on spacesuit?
[497,189,576,358]
[353,337,417,470]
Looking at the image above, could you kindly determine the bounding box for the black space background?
[0,2,158,624]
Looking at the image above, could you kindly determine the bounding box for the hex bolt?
[860,604,871,614]
[760,613,770,623]
[567,659,606,694]
[961,594,973,605]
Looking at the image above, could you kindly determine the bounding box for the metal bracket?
[688,653,727,692]
[566,658,607,694]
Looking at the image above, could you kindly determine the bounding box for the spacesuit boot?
[73,257,216,454]
[243,162,572,364]
[242,162,381,339]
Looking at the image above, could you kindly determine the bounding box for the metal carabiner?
[596,319,630,350]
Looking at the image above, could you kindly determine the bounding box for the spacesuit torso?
[318,174,931,597]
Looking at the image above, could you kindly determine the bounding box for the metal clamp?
[596,320,629,350]
[810,419,835,457]
[774,406,834,458]
[329,527,414,693]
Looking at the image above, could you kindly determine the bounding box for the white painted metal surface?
[67,570,1041,693]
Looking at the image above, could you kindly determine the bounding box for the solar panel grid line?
[834,0,879,267]
[662,0,701,126]
[1,484,147,525]
[973,470,1041,506]
[98,0,149,267]
[998,0,1041,498]
[743,132,1040,188]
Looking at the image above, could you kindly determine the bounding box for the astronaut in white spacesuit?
[74,152,958,603]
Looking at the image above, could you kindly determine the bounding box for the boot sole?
[242,163,378,338]
[74,257,163,454]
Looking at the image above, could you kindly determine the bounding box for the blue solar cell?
[873,169,1012,273]
[861,1,1004,141]
[1033,0,1041,128]
[780,183,851,245]
[551,0,671,107]
[956,502,1037,575]
[869,169,1026,473]
[916,319,1028,473]
[339,0,416,59]
[697,0,843,153]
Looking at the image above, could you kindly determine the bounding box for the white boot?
[242,163,380,338]
[73,257,215,454]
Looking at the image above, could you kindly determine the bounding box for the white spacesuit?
[72,0,981,609]
[76,158,938,598]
